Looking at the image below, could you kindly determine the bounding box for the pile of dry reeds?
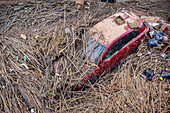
[0,0,169,113]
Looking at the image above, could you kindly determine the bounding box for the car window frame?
[98,29,139,65]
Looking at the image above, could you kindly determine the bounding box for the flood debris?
[20,34,27,40]
[75,0,84,9]
[142,15,169,60]
[159,70,170,80]
[141,68,155,81]
[0,0,169,113]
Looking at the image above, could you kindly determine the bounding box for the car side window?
[121,31,139,46]
[103,30,139,61]
[103,40,120,60]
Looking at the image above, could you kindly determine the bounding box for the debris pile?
[0,0,169,112]
[142,16,170,59]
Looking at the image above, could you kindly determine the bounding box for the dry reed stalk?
[0,0,169,113]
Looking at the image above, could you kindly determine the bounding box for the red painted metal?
[73,27,147,90]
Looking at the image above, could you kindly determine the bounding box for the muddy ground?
[0,0,169,113]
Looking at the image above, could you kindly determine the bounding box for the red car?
[55,10,148,90]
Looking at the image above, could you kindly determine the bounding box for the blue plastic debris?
[159,70,170,79]
[141,68,155,81]
[148,30,164,47]
[148,39,158,47]
[50,20,52,23]
[155,34,163,40]
[0,25,1,29]
[160,53,167,59]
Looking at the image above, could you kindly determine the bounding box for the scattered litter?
[154,59,158,62]
[113,83,119,90]
[47,91,56,97]
[75,0,84,10]
[151,23,159,27]
[16,56,18,60]
[159,70,170,80]
[160,53,167,59]
[9,69,13,72]
[32,29,37,32]
[21,34,27,40]
[14,7,22,11]
[163,36,168,41]
[147,50,151,55]
[35,35,39,39]
[154,98,159,104]
[24,56,27,61]
[2,86,5,89]
[140,97,144,102]
[148,38,158,47]
[149,30,155,38]
[24,8,28,10]
[65,27,70,34]
[50,20,52,23]
[159,77,163,80]
[18,3,24,5]
[31,108,35,113]
[0,25,1,29]
[141,68,155,81]
[42,18,46,22]
[148,29,164,47]
[21,63,29,69]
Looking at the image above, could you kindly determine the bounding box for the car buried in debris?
[55,10,148,90]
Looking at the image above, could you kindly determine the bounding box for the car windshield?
[82,38,107,64]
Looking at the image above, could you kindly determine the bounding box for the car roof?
[89,10,143,47]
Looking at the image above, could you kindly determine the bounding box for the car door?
[98,30,140,75]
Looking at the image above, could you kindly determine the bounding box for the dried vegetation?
[0,0,169,112]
